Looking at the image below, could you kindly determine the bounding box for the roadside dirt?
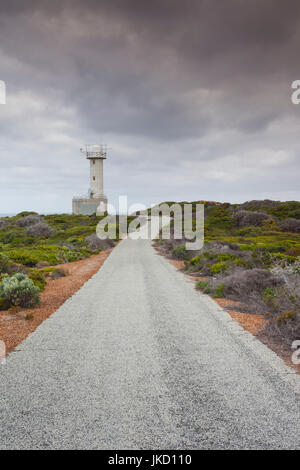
[0,249,113,353]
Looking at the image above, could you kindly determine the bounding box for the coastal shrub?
[8,262,28,275]
[8,306,22,315]
[209,261,229,275]
[205,254,248,275]
[44,213,100,232]
[264,310,300,346]
[158,236,182,253]
[260,265,300,313]
[196,280,212,294]
[6,245,92,266]
[238,200,280,212]
[280,218,300,233]
[262,287,277,309]
[286,247,300,257]
[276,310,298,326]
[213,283,225,298]
[216,253,236,262]
[261,218,280,232]
[36,261,50,268]
[6,236,35,247]
[64,226,95,237]
[257,241,296,254]
[190,255,201,265]
[184,248,252,276]
[48,230,66,244]
[65,236,84,246]
[234,258,251,268]
[61,242,77,250]
[0,273,9,283]
[86,234,115,250]
[205,205,235,231]
[251,248,275,268]
[270,262,297,280]
[220,268,283,301]
[234,210,271,228]
[203,286,212,294]
[50,268,69,279]
[27,222,53,238]
[235,226,262,237]
[196,280,209,290]
[186,254,208,273]
[15,211,38,218]
[0,253,10,273]
[25,313,34,321]
[204,241,241,255]
[0,273,40,307]
[0,219,8,230]
[28,270,46,291]
[172,245,191,260]
[0,297,10,310]
[0,230,20,244]
[260,285,300,316]
[7,250,39,267]
[16,214,42,227]
[41,267,56,274]
[262,201,300,221]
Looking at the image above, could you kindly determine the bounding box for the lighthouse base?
[72,196,108,215]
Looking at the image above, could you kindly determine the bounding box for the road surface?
[0,237,299,449]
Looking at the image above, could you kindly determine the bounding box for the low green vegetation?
[156,199,300,347]
[0,273,40,308]
[28,269,47,291]
[7,245,94,266]
[0,211,121,312]
[0,211,119,267]
[212,283,225,298]
[172,245,192,261]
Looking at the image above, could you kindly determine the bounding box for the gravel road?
[0,237,299,449]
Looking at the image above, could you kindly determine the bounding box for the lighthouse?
[72,144,108,215]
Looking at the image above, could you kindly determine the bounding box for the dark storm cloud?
[0,0,300,212]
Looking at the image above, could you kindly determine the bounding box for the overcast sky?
[1,0,300,213]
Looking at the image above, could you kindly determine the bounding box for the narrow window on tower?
[93,176,95,181]
[93,160,95,165]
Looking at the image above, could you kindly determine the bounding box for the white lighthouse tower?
[72,144,108,215]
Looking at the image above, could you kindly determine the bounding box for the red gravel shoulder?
[0,249,113,353]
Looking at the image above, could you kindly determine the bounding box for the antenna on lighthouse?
[80,144,108,159]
